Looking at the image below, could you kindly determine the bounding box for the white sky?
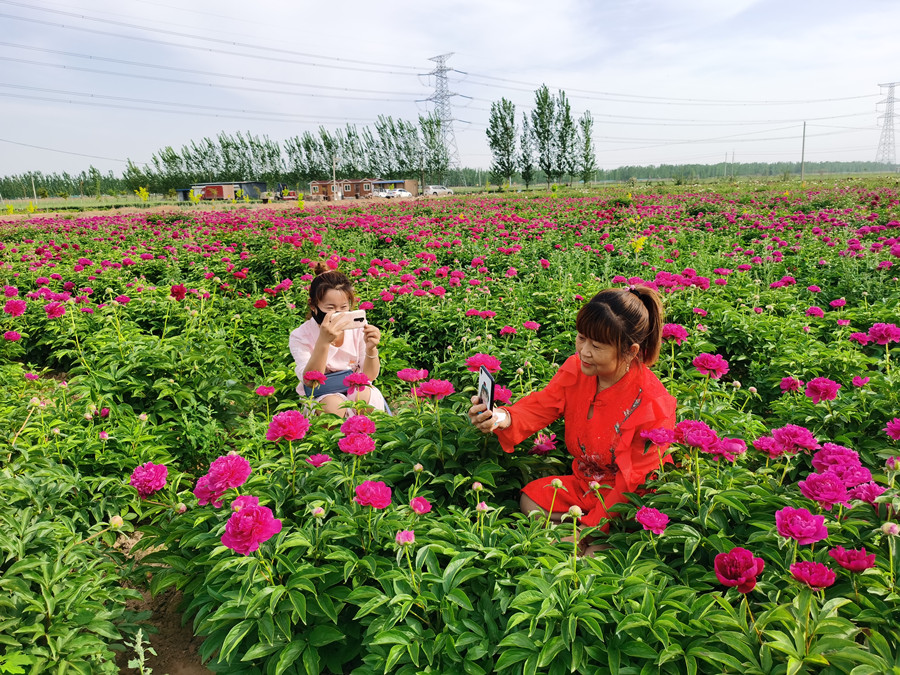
[1,0,898,176]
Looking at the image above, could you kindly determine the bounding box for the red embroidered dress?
[495,354,676,528]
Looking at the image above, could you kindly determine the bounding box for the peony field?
[2,179,900,674]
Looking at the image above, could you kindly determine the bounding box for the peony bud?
[882,522,900,537]
[472,482,483,492]
[551,478,564,489]
[413,463,424,473]
[110,515,124,529]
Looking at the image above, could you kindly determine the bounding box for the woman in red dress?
[468,286,676,530]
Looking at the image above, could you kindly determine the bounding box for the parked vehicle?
[372,190,390,198]
[387,189,412,198]
[426,185,453,196]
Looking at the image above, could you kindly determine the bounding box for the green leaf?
[537,636,566,668]
[220,620,255,663]
[274,640,306,675]
[308,625,343,648]
[446,588,474,611]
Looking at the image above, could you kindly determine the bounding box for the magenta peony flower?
[410,497,432,515]
[129,462,168,498]
[779,376,804,393]
[849,332,871,346]
[194,474,225,508]
[675,419,719,451]
[805,377,841,404]
[852,376,870,387]
[355,480,392,509]
[266,410,310,442]
[775,506,828,544]
[714,547,765,593]
[523,321,540,331]
[395,530,415,546]
[790,561,836,590]
[338,433,376,456]
[499,325,517,336]
[253,299,268,309]
[4,331,21,341]
[811,443,859,473]
[304,370,326,385]
[849,481,886,505]
[771,424,820,455]
[397,368,429,383]
[465,353,501,373]
[170,284,187,301]
[3,299,26,316]
[114,295,130,305]
[640,428,676,446]
[635,506,669,535]
[494,385,512,405]
[828,546,876,573]
[231,495,260,512]
[829,298,846,308]
[306,453,332,467]
[692,353,729,379]
[221,504,282,555]
[868,322,900,345]
[341,415,376,435]
[806,306,824,318]
[826,463,872,489]
[343,372,371,395]
[207,454,252,492]
[798,472,850,511]
[43,302,65,319]
[412,378,455,400]
[255,385,275,397]
[661,323,689,345]
[529,432,557,456]
[885,418,900,441]
[708,437,747,462]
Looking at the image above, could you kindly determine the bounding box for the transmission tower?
[426,53,461,169]
[876,81,898,167]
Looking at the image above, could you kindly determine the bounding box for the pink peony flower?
[465,353,501,373]
[412,378,455,400]
[635,506,669,535]
[674,419,719,451]
[849,332,871,346]
[307,453,332,467]
[640,428,676,446]
[661,323,688,344]
[221,504,282,555]
[886,418,900,441]
[806,306,824,318]
[231,495,260,512]
[499,325,517,336]
[255,385,275,396]
[395,530,415,546]
[775,506,828,544]
[828,546,876,573]
[494,385,512,405]
[341,415,375,435]
[114,295,130,304]
[129,462,168,499]
[790,561,836,590]
[780,376,803,393]
[868,322,900,345]
[338,433,376,456]
[266,410,310,442]
[170,284,187,301]
[523,321,540,331]
[692,353,729,379]
[714,547,765,593]
[811,443,860,473]
[771,424,820,455]
[826,463,872,489]
[3,299,26,316]
[343,372,371,395]
[304,370,326,385]
[207,454,252,493]
[194,474,225,508]
[829,298,846,308]
[355,480,392,509]
[43,302,65,319]
[798,471,850,511]
[708,437,747,462]
[852,376,870,387]
[397,368,429,383]
[529,432,557,456]
[4,331,21,341]
[849,481,886,505]
[253,299,268,309]
[410,497,432,515]
[804,377,841,404]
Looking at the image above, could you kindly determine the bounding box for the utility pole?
[331,154,339,201]
[425,53,461,170]
[876,81,898,169]
[800,121,806,184]
[31,176,37,201]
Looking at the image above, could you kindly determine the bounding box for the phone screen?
[478,366,495,411]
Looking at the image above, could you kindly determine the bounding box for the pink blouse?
[289,318,367,393]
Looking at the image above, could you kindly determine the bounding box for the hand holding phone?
[332,309,367,330]
[477,366,495,412]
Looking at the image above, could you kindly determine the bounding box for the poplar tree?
[486,98,518,187]
[519,114,535,189]
[556,91,578,184]
[578,111,597,185]
[530,85,556,189]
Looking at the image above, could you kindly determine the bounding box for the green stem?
[160,301,171,341]
[545,488,559,529]
[695,449,702,514]
[405,547,419,593]
[572,519,579,584]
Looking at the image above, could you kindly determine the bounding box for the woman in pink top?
[289,265,388,416]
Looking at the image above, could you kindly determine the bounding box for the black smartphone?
[478,366,495,411]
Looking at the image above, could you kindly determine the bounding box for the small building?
[176,181,267,201]
[309,178,376,201]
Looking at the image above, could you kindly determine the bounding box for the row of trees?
[486,85,597,188]
[121,116,450,194]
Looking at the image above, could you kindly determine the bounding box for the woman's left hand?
[363,323,381,353]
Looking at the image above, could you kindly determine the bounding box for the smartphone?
[332,309,367,329]
[478,366,495,412]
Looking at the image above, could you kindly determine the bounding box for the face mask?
[312,307,328,325]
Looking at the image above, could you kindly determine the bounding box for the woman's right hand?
[468,395,507,433]
[317,312,353,344]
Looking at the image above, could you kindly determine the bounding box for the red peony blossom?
[811,443,860,473]
[221,504,282,555]
[4,331,21,341]
[410,496,432,515]
[397,368,429,383]
[714,547,765,593]
[465,353,501,373]
[886,417,900,441]
[779,376,803,393]
[129,462,168,498]
[529,432,557,456]
[306,453,332,467]
[255,385,275,396]
[253,298,268,309]
[799,471,850,511]
[635,506,669,535]
[708,437,747,462]
[499,325,517,336]
[771,424,820,455]
[849,481,886,505]
[3,299,26,316]
[805,377,841,404]
[868,322,900,345]
[207,454,252,493]
[692,353,729,379]
[849,332,871,346]
[338,433,376,456]
[775,506,828,545]
[675,419,719,451]
[170,284,187,301]
[231,495,259,512]
[304,370,326,385]
[355,480,392,509]
[494,385,512,405]
[790,561,836,590]
[341,415,376,435]
[114,295,130,304]
[828,545,876,573]
[43,302,65,319]
[343,372,371,395]
[661,323,688,345]
[266,410,310,442]
[640,428,676,446]
[522,321,540,331]
[412,378,455,400]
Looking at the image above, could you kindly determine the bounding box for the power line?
[0,136,129,162]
